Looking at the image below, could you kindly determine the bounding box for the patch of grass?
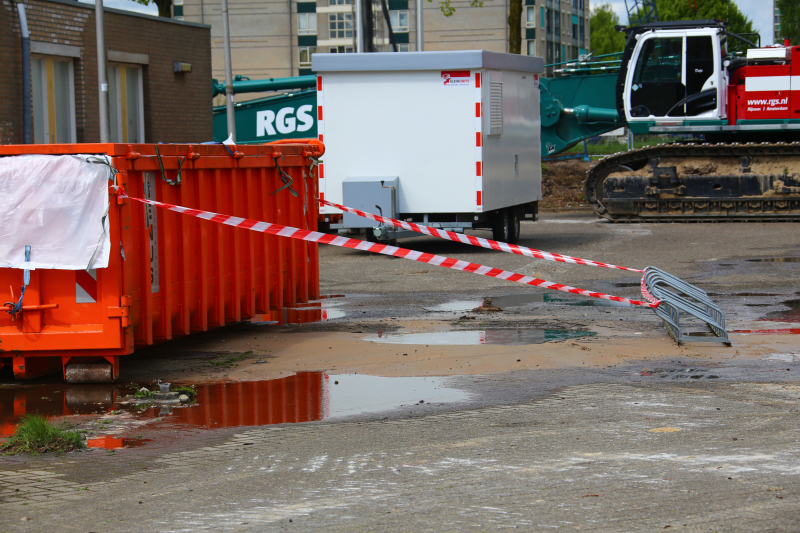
[1,415,85,455]
[172,385,196,397]
[209,351,252,368]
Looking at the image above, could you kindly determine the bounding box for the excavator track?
[584,142,800,222]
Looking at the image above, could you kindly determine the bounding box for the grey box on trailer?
[342,177,398,228]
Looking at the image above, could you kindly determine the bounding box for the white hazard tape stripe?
[119,192,658,308]
[640,269,659,305]
[319,199,642,273]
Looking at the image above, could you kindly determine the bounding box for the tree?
[656,0,755,40]
[776,0,800,45]
[590,4,627,56]
[430,0,483,18]
[134,0,172,18]
[508,0,522,54]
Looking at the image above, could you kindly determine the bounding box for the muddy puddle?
[0,372,469,450]
[746,257,800,263]
[761,299,800,323]
[732,328,800,335]
[425,293,635,314]
[365,329,595,346]
[250,295,347,325]
[637,368,721,380]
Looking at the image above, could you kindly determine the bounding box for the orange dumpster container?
[0,142,323,381]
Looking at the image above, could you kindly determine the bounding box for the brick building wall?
[1,0,212,144]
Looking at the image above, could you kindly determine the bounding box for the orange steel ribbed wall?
[0,142,322,380]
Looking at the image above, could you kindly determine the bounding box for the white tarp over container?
[0,154,111,270]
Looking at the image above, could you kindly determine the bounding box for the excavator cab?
[624,28,723,122]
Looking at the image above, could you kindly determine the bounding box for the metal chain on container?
[154,145,183,186]
[270,155,299,197]
[4,245,30,318]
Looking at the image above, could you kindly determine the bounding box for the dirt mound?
[541,159,594,209]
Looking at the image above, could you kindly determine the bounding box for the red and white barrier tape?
[319,199,642,273]
[118,192,658,308]
[640,269,660,306]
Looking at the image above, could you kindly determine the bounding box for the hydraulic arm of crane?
[212,75,317,98]
[540,71,623,157]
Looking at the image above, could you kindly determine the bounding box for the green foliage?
[133,0,172,18]
[1,415,85,455]
[428,0,483,17]
[508,0,523,54]
[173,385,197,397]
[590,4,627,56]
[134,387,154,398]
[210,352,249,367]
[776,0,800,44]
[655,0,755,41]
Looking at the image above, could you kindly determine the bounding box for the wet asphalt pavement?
[1,211,799,531]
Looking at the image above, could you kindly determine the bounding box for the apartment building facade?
[180,0,589,103]
[773,0,780,43]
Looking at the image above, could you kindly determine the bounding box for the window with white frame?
[329,46,354,53]
[31,56,76,144]
[398,43,409,52]
[527,40,535,56]
[298,13,317,35]
[526,6,535,27]
[299,46,317,67]
[107,64,145,143]
[329,13,353,38]
[390,10,408,32]
[329,0,351,5]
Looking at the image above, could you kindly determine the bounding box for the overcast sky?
[79,0,774,44]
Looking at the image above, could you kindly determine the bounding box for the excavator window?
[629,37,685,118]
[684,36,716,116]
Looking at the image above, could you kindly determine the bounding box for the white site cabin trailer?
[312,50,544,244]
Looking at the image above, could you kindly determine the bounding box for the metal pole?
[17,3,31,144]
[287,0,293,74]
[415,0,423,51]
[221,0,236,142]
[356,0,364,52]
[96,0,110,142]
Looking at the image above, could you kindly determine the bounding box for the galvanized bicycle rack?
[643,267,731,346]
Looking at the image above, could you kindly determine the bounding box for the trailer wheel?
[507,207,520,244]
[492,209,510,242]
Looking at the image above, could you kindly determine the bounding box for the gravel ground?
[1,211,798,532]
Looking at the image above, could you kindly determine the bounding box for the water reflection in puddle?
[761,299,800,323]
[0,372,469,449]
[493,293,635,308]
[746,258,800,263]
[87,436,152,449]
[424,300,483,313]
[365,329,595,346]
[250,296,347,325]
[428,293,636,313]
